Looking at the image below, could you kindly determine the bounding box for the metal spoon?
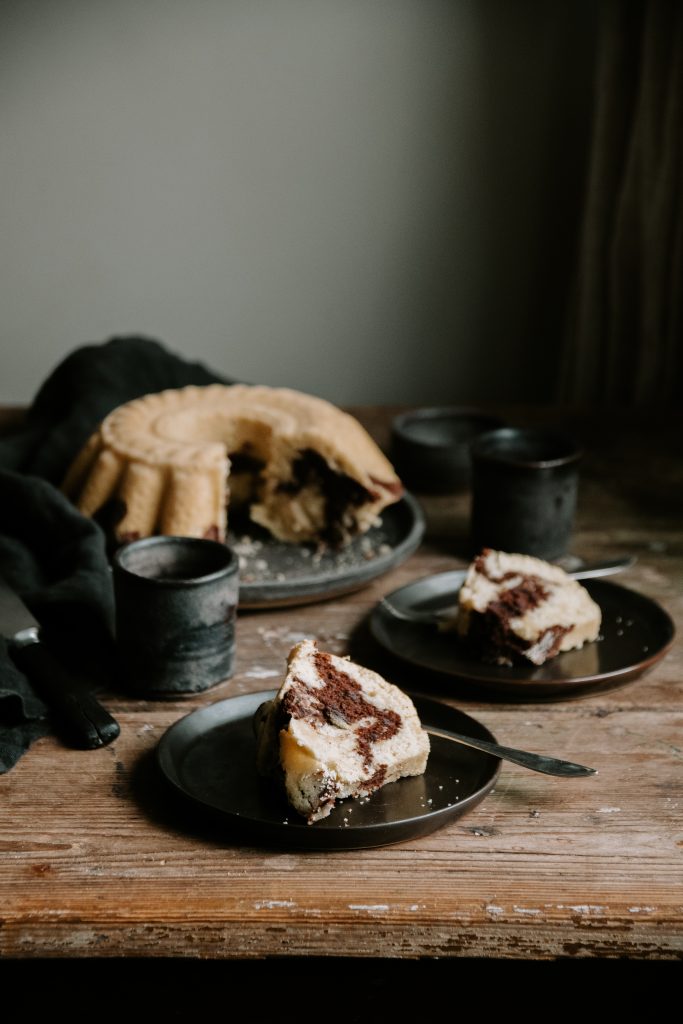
[379,555,637,627]
[428,727,596,777]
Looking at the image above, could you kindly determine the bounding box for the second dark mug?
[469,428,582,561]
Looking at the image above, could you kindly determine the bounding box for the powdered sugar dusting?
[243,665,280,679]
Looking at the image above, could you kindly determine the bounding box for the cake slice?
[254,639,430,823]
[456,548,602,666]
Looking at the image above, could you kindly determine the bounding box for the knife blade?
[0,576,120,749]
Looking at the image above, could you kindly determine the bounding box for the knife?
[0,576,120,749]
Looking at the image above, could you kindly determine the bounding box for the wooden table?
[1,405,681,965]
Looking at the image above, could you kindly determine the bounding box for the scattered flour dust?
[231,529,393,586]
[243,665,280,679]
[256,625,349,655]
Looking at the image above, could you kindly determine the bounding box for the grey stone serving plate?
[233,493,425,609]
[156,690,500,850]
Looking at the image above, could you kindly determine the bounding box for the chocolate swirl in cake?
[280,652,401,771]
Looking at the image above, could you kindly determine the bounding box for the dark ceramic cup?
[390,407,507,494]
[469,428,582,561]
[113,536,239,696]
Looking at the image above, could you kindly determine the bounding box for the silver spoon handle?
[428,727,597,777]
[378,597,451,624]
[570,555,636,579]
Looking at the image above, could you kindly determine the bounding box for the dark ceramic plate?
[156,690,500,850]
[370,572,675,701]
[233,494,425,609]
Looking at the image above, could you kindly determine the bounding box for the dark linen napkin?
[0,336,229,772]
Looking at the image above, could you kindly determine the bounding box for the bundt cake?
[254,639,430,823]
[61,384,403,547]
[456,548,602,666]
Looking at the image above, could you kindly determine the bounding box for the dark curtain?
[561,0,683,406]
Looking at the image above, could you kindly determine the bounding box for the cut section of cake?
[456,548,602,666]
[254,639,430,823]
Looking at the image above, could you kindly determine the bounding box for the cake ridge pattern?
[61,383,402,546]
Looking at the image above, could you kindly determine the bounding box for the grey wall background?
[1,0,596,406]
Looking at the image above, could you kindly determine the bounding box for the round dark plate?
[156,690,500,850]
[370,572,675,701]
[233,494,425,609]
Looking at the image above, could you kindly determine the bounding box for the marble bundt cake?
[254,639,430,823]
[61,384,403,547]
[456,548,602,666]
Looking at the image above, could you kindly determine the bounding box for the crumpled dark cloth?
[0,336,229,772]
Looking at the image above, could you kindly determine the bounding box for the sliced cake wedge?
[254,639,430,823]
[456,548,602,666]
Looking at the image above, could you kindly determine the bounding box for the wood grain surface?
[1,405,681,961]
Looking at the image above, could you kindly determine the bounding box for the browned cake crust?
[61,384,403,546]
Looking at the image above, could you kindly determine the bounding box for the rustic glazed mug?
[113,536,239,696]
[469,428,582,561]
[390,407,506,494]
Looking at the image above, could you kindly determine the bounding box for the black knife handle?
[12,640,120,749]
